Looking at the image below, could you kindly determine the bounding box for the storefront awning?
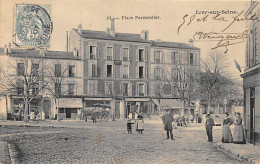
[152,99,183,109]
[58,98,83,108]
[125,97,150,102]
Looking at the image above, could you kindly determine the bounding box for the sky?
[0,0,249,81]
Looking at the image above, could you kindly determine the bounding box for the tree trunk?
[207,96,211,114]
[182,101,185,116]
[24,97,29,121]
[56,98,60,121]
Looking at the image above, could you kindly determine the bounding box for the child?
[127,117,134,134]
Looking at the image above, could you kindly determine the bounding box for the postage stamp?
[14,4,52,48]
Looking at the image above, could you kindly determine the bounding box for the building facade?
[0,46,83,120]
[69,20,200,119]
[241,0,260,145]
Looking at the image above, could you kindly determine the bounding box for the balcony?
[90,53,95,59]
[139,93,145,96]
[123,57,128,61]
[123,74,128,78]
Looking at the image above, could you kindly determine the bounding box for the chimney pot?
[145,30,149,40]
[78,24,82,35]
[4,44,8,54]
[188,39,193,46]
[141,30,146,39]
[106,28,110,35]
[8,43,11,53]
[110,18,115,37]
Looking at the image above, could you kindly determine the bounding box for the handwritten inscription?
[177,10,258,53]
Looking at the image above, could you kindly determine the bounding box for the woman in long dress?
[233,112,246,144]
[136,115,144,134]
[221,113,233,143]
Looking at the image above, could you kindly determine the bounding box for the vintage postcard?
[0,0,259,164]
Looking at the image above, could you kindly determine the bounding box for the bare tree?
[44,64,70,121]
[0,53,47,121]
[198,50,236,114]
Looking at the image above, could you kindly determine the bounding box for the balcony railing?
[90,53,95,59]
[123,74,128,78]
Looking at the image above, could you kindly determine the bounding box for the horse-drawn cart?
[83,103,111,122]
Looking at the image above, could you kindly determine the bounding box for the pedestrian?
[136,115,144,134]
[205,114,215,142]
[84,112,88,122]
[129,112,133,120]
[181,116,187,127]
[162,111,175,140]
[41,111,45,121]
[233,112,246,144]
[195,111,199,123]
[134,111,138,122]
[127,117,134,134]
[221,113,233,143]
[91,112,96,123]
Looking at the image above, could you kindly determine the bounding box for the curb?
[213,143,259,164]
[0,141,11,164]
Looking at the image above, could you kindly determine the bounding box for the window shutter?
[128,83,132,96]
[104,64,107,77]
[136,66,139,78]
[162,51,164,63]
[86,44,90,58]
[88,63,92,76]
[154,68,156,79]
[154,51,156,63]
[145,83,147,96]
[146,67,148,79]
[136,49,139,61]
[97,67,100,77]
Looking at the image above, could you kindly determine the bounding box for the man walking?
[162,111,175,140]
[205,114,215,142]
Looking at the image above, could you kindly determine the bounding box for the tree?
[197,50,237,114]
[44,63,70,121]
[0,53,47,121]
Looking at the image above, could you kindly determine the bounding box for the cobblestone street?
[0,119,244,164]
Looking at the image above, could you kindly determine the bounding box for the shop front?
[58,98,83,120]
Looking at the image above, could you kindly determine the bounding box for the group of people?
[205,112,246,144]
[127,112,144,134]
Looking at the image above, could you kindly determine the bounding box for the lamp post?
[223,98,227,114]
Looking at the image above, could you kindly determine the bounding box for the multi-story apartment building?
[0,45,83,120]
[241,0,260,145]
[69,21,151,119]
[149,40,200,115]
[69,20,200,119]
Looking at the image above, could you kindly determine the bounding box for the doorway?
[43,99,50,119]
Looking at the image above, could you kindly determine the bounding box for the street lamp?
[223,98,227,114]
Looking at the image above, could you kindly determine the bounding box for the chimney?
[73,48,78,57]
[78,24,82,35]
[145,30,149,40]
[141,30,146,39]
[66,31,69,52]
[39,48,45,56]
[106,28,110,35]
[4,44,8,54]
[8,43,12,53]
[110,18,115,37]
[188,39,193,46]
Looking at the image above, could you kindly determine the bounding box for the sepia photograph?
[0,0,259,164]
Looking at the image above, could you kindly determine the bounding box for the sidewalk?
[213,140,260,164]
[0,141,11,164]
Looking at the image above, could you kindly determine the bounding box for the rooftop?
[0,48,81,60]
[74,29,151,43]
[74,29,200,50]
[151,41,200,50]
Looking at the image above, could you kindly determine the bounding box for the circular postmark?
[15,4,52,47]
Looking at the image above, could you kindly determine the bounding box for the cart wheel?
[101,113,109,122]
[95,113,101,122]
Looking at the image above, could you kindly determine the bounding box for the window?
[155,51,161,63]
[123,48,129,61]
[105,81,113,95]
[88,81,97,95]
[154,68,161,79]
[92,64,97,77]
[190,53,194,65]
[107,65,112,77]
[107,47,113,60]
[32,83,39,95]
[55,64,61,77]
[123,65,129,78]
[16,79,24,95]
[17,63,25,76]
[164,84,171,95]
[172,52,178,64]
[139,66,144,78]
[32,64,39,75]
[122,83,128,96]
[138,84,145,96]
[90,46,96,58]
[69,65,75,77]
[68,84,75,95]
[55,83,61,96]
[139,49,144,61]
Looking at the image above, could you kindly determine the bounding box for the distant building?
[0,46,83,120]
[241,0,260,145]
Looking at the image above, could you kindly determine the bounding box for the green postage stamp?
[14,4,52,48]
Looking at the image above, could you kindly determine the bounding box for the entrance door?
[66,109,71,118]
[250,88,255,144]
[43,99,50,119]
